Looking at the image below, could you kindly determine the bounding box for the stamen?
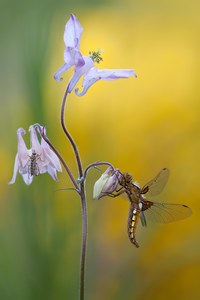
[89,49,103,64]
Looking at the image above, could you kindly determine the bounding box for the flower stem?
[61,85,83,178]
[37,125,79,191]
[60,85,87,300]
[79,181,87,300]
[83,161,115,180]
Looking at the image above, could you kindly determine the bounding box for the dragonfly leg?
[104,189,126,198]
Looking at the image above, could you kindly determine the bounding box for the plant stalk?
[60,85,87,300]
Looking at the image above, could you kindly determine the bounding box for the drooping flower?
[9,125,62,185]
[54,14,137,96]
[93,167,122,200]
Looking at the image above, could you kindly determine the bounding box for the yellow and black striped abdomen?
[127,203,140,248]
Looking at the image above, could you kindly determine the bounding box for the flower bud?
[93,167,121,200]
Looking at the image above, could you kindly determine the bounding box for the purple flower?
[93,167,122,200]
[54,14,137,96]
[9,125,62,185]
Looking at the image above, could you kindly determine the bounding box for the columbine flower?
[93,167,122,200]
[9,125,62,185]
[54,14,137,96]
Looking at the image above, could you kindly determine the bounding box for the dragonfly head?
[119,172,133,186]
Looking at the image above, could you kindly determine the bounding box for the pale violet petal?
[21,173,34,185]
[41,138,62,172]
[68,56,94,93]
[76,67,136,96]
[54,63,72,82]
[8,154,19,184]
[54,14,84,82]
[85,68,136,82]
[29,125,42,154]
[64,48,85,69]
[16,128,29,168]
[17,128,26,141]
[38,165,48,174]
[64,14,83,49]
[47,165,59,181]
[97,68,137,79]
[73,50,85,68]
[75,77,99,96]
[47,151,62,172]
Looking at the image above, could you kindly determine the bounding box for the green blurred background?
[1,0,200,299]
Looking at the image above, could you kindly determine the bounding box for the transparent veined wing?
[140,211,147,227]
[141,201,192,224]
[141,168,170,197]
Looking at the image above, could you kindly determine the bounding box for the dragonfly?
[113,168,192,248]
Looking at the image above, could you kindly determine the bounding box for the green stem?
[60,85,87,300]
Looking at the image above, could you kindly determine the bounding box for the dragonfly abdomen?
[127,203,140,248]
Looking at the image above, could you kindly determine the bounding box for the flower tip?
[75,87,88,97]
[53,74,63,82]
[28,125,33,132]
[74,88,81,96]
[17,128,26,135]
[93,194,100,201]
[130,70,137,78]
[70,13,76,19]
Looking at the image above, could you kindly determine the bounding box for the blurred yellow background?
[1,0,199,299]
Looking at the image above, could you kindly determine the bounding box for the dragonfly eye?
[126,173,132,183]
[119,173,133,187]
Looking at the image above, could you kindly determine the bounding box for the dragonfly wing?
[142,202,192,224]
[140,211,147,227]
[141,168,170,197]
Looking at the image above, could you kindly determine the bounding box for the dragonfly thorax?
[120,173,133,187]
